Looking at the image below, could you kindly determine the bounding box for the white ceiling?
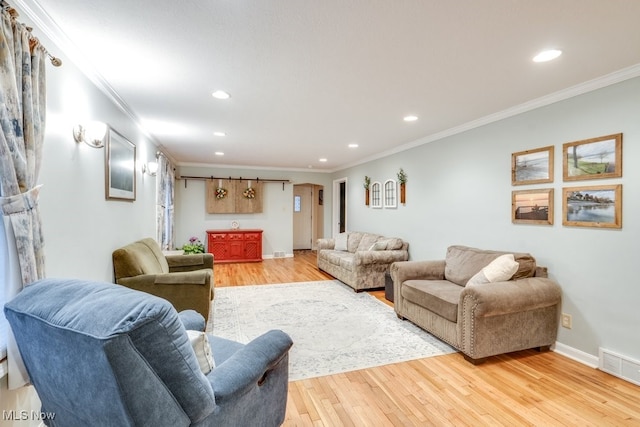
[19,0,640,171]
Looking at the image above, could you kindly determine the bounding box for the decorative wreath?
[243,187,256,199]
[215,187,228,199]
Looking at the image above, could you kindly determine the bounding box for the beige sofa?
[391,245,561,364]
[317,231,409,291]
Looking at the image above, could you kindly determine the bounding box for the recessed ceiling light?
[533,49,562,63]
[348,143,359,148]
[214,151,224,156]
[403,115,418,122]
[213,131,226,137]
[319,158,327,162]
[212,90,231,99]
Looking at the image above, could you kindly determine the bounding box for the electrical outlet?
[561,313,572,329]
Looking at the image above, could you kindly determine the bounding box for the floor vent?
[273,251,285,258]
[599,348,640,386]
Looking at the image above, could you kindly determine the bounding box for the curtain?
[0,4,47,388]
[156,153,175,250]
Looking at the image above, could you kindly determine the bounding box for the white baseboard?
[262,253,294,259]
[553,341,599,368]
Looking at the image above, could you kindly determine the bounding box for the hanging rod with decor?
[177,175,291,190]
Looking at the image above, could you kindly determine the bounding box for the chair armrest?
[167,253,214,271]
[154,270,212,286]
[460,277,562,318]
[179,310,205,331]
[390,260,446,285]
[208,330,293,403]
[354,250,409,266]
[316,238,335,250]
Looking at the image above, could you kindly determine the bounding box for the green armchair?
[113,238,214,322]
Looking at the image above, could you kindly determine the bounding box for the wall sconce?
[73,121,108,148]
[142,161,158,176]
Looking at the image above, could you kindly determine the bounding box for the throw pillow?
[186,330,215,374]
[368,240,388,251]
[334,232,348,251]
[466,254,519,287]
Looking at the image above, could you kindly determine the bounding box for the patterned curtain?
[156,153,175,250]
[0,4,47,388]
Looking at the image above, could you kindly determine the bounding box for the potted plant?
[182,236,205,254]
[397,168,407,204]
[363,176,371,206]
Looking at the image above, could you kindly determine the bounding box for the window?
[384,179,397,208]
[371,182,382,208]
[294,195,301,212]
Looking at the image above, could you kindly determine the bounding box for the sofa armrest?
[316,238,335,250]
[179,310,205,331]
[209,330,293,402]
[354,250,408,266]
[154,270,212,286]
[460,277,561,318]
[167,253,214,271]
[390,260,446,285]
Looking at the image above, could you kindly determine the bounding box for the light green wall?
[333,77,640,361]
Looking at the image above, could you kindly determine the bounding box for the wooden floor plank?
[216,251,640,426]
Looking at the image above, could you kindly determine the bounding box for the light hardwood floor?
[214,251,640,426]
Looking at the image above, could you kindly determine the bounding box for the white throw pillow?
[186,330,215,374]
[334,232,348,251]
[466,254,519,287]
[368,240,388,251]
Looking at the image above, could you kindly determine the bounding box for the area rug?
[209,280,456,381]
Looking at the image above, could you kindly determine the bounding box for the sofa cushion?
[357,233,381,252]
[334,233,348,251]
[113,238,170,279]
[444,246,536,286]
[466,254,519,286]
[401,279,462,323]
[383,238,404,250]
[347,232,365,253]
[339,255,355,271]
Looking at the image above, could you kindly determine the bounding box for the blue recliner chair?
[4,278,293,426]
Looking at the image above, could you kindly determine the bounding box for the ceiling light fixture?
[212,90,231,100]
[213,131,226,137]
[214,151,224,156]
[533,49,562,63]
[348,143,359,148]
[319,158,327,162]
[403,115,418,122]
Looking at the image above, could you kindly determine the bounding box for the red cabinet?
[206,229,263,263]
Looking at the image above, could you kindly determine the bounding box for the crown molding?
[337,63,640,172]
[14,0,161,146]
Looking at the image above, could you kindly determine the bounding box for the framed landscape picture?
[512,188,554,225]
[512,145,554,186]
[105,128,136,201]
[562,133,622,181]
[562,184,622,229]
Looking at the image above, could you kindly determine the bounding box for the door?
[332,178,347,236]
[293,184,313,250]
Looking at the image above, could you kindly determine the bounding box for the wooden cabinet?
[206,229,263,263]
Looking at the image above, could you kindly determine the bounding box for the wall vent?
[599,348,640,386]
[273,251,285,258]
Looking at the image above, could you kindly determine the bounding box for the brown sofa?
[317,231,409,291]
[391,245,561,364]
[112,238,214,322]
